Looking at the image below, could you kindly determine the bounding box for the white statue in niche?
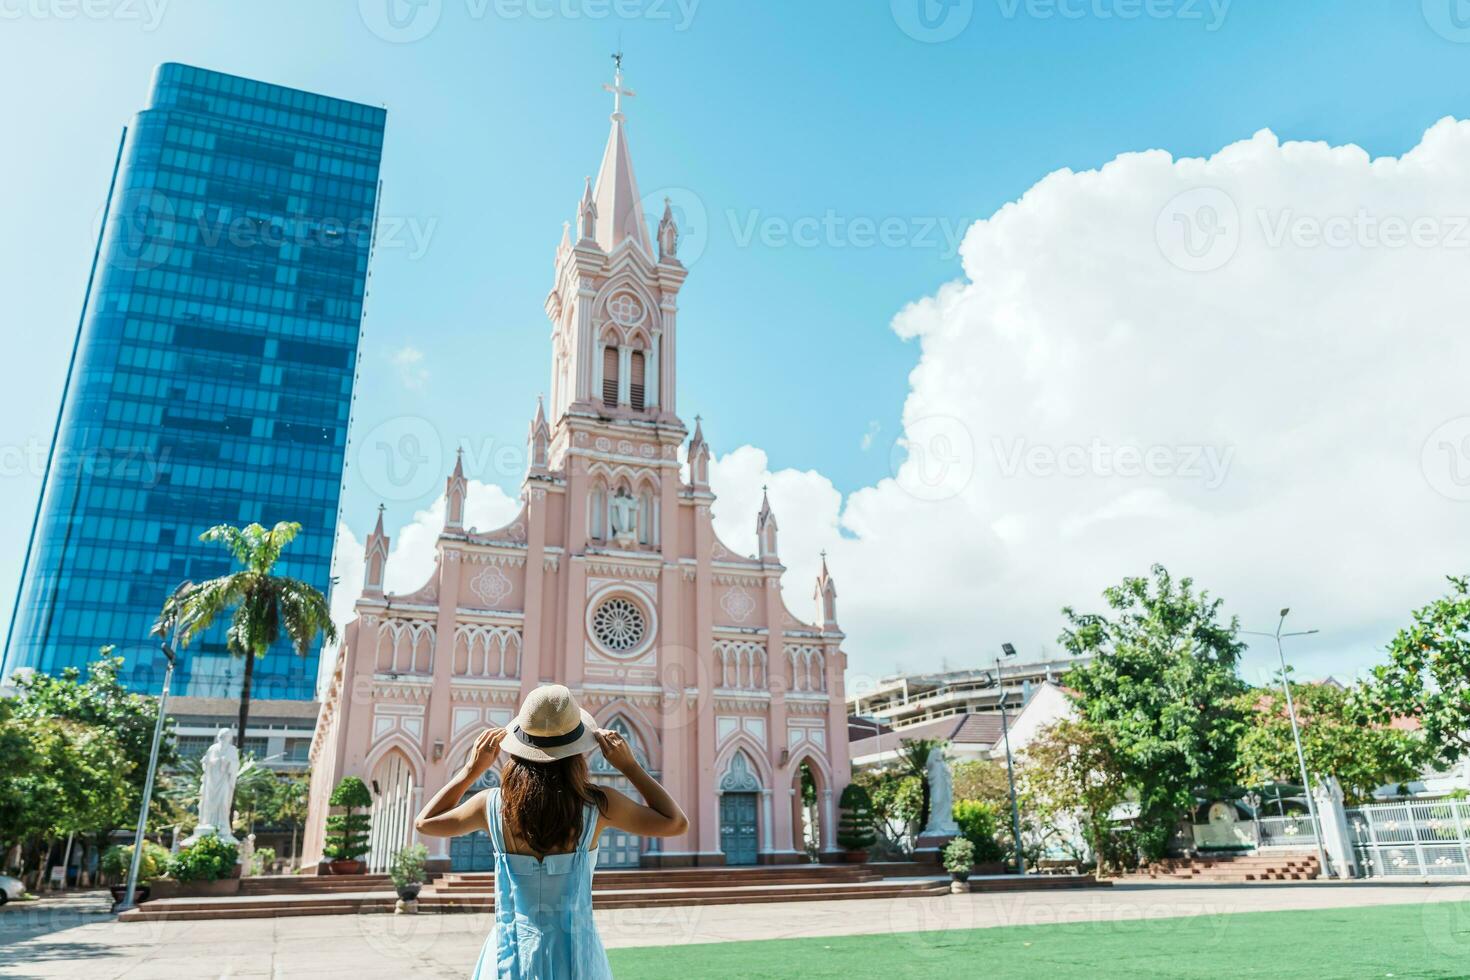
[609,488,639,548]
[922,745,961,837]
[184,730,240,845]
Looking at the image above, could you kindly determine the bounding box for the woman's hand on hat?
[595,728,639,774]
[466,727,506,776]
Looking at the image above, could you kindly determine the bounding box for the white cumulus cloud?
[709,119,1470,688]
[326,481,522,669]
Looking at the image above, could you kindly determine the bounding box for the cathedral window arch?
[630,349,646,411]
[602,345,620,408]
[589,481,608,540]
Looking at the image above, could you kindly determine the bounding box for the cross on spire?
[603,51,636,116]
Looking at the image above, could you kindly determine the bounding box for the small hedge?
[100,841,171,884]
[167,834,239,882]
[953,799,1006,863]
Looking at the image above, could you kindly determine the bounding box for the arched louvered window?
[630,350,646,412]
[602,346,620,408]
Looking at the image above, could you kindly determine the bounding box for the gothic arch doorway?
[449,766,500,872]
[791,758,823,861]
[590,717,654,867]
[367,750,418,873]
[719,751,762,866]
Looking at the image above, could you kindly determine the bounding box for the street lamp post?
[1241,608,1328,878]
[997,643,1026,875]
[116,582,190,915]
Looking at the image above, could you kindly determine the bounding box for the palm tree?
[173,522,336,749]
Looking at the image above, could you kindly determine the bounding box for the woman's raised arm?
[414,728,505,838]
[594,729,689,838]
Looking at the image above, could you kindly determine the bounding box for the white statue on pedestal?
[184,730,240,846]
[609,489,639,548]
[923,747,961,837]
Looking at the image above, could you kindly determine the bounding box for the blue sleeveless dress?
[470,788,612,979]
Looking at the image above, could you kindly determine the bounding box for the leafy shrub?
[100,842,171,884]
[942,837,976,874]
[167,834,239,882]
[325,776,372,862]
[953,799,1006,863]
[249,846,277,876]
[836,783,877,851]
[390,843,429,888]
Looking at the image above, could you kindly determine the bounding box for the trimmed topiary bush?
[836,783,877,852]
[325,776,373,862]
[943,837,976,875]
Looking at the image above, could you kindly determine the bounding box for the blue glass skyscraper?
[2,64,385,700]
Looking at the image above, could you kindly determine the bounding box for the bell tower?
[544,54,688,439]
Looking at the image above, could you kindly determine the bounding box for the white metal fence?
[1346,800,1470,878]
[1256,814,1321,849]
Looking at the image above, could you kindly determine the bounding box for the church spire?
[364,504,390,598]
[815,551,839,630]
[444,450,467,530]
[528,395,551,478]
[591,52,651,256]
[757,486,779,561]
[688,416,710,491]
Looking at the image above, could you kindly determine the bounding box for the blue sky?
[4,1,1470,685]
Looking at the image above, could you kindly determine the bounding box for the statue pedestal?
[913,832,958,864]
[180,824,238,847]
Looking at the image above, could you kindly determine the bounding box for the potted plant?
[836,783,877,864]
[943,837,975,894]
[150,833,242,898]
[390,843,429,903]
[325,776,373,875]
[101,841,169,909]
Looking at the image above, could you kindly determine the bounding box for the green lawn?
[607,902,1470,979]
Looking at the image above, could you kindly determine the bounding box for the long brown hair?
[500,754,608,855]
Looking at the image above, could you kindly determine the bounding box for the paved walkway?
[1,881,1466,978]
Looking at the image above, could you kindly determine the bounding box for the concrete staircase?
[118,865,1107,922]
[1123,852,1321,883]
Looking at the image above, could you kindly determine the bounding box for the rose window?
[591,596,647,653]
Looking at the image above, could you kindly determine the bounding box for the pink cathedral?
[304,67,851,873]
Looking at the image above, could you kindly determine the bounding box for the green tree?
[1061,565,1248,859]
[1234,682,1424,805]
[265,775,311,866]
[895,738,944,831]
[325,777,373,862]
[952,760,1011,809]
[11,652,179,834]
[0,709,130,882]
[852,769,922,857]
[173,522,336,749]
[1018,720,1131,871]
[1358,575,1470,769]
[952,799,1005,863]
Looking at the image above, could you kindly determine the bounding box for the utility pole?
[116,582,190,914]
[997,643,1026,875]
[1242,609,1328,878]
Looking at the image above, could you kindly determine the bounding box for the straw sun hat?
[500,685,601,764]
